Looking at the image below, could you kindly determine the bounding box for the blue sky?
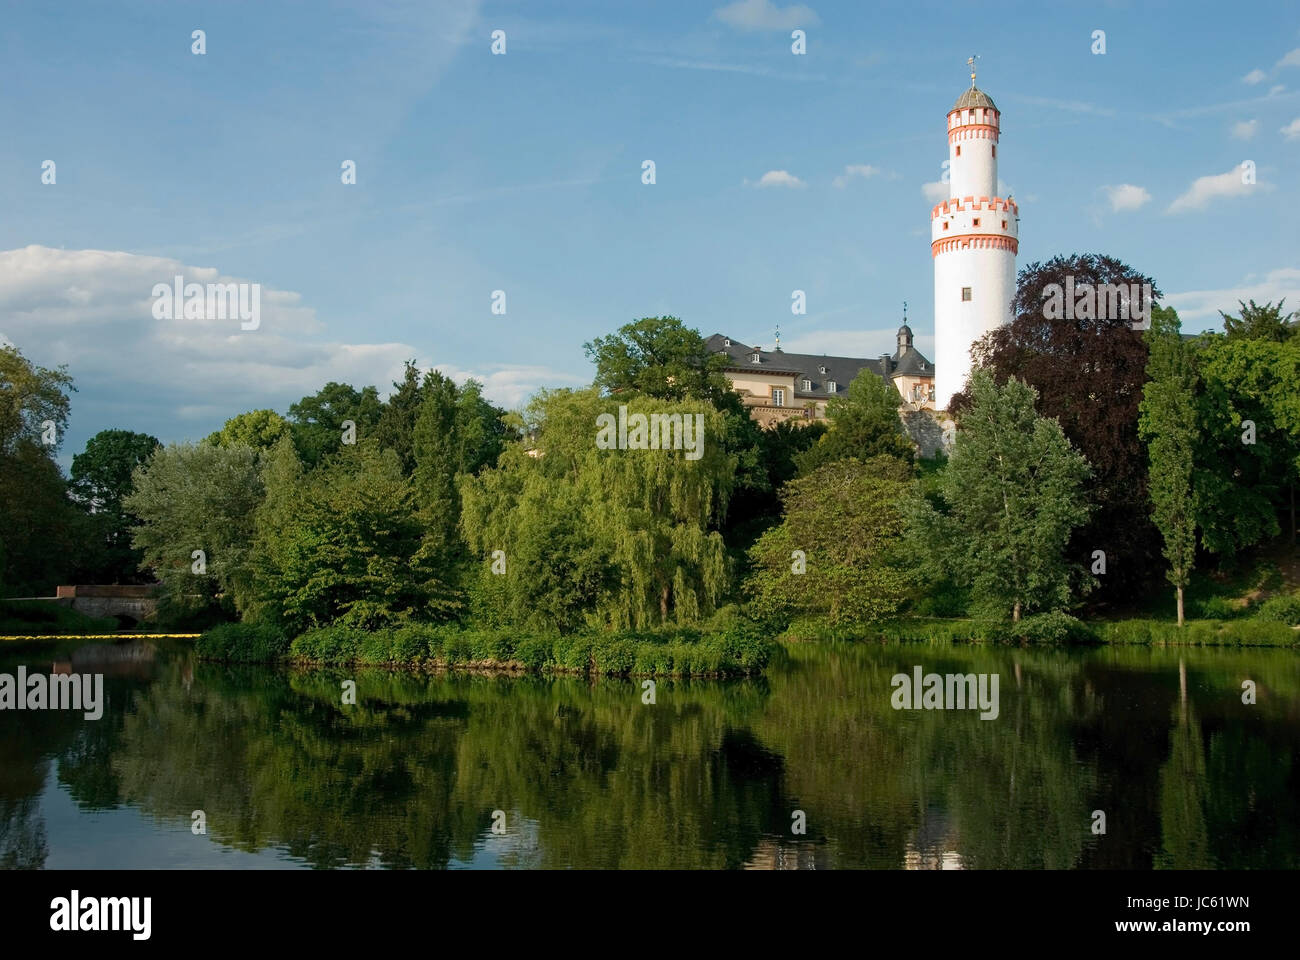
[2,0,1297,463]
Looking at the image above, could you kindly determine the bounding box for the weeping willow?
[460,388,735,631]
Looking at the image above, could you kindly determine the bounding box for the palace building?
[706,323,935,429]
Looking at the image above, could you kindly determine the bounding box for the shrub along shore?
[196,620,776,677]
[196,608,1299,679]
[783,613,1300,647]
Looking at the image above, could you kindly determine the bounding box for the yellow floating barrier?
[0,633,201,641]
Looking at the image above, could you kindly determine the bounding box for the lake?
[2,637,1297,869]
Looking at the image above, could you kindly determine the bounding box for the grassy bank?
[782,611,1300,647]
[0,599,118,637]
[196,620,776,677]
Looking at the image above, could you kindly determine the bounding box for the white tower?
[932,57,1018,410]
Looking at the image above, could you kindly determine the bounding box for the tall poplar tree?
[1139,306,1198,625]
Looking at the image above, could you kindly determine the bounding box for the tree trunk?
[1176,585,1184,627]
[1290,481,1296,547]
[660,584,670,622]
[1012,600,1021,623]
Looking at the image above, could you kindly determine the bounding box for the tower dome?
[952,86,997,111]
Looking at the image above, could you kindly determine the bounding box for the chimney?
[880,354,892,376]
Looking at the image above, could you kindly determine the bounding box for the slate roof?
[706,332,934,399]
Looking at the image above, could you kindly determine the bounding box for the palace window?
[826,380,837,394]
[772,388,785,407]
[750,352,760,363]
[801,378,812,392]
[962,287,972,301]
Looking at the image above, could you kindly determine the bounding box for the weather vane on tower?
[967,54,979,87]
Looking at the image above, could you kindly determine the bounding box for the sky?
[1,0,1298,464]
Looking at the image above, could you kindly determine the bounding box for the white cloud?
[1278,48,1300,68]
[1231,118,1259,139]
[832,164,879,188]
[1242,68,1267,84]
[714,0,820,31]
[1282,117,1300,140]
[1166,267,1300,323]
[921,181,948,202]
[1101,183,1151,212]
[0,246,578,448]
[747,169,806,188]
[1269,84,1287,96]
[1166,167,1258,213]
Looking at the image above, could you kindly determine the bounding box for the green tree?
[1193,335,1300,553]
[585,316,736,406]
[746,456,913,625]
[914,370,1093,622]
[759,418,827,488]
[248,441,461,633]
[69,429,161,583]
[460,388,734,630]
[584,316,769,522]
[795,367,913,474]
[1219,298,1297,342]
[0,344,74,455]
[1139,306,1198,625]
[372,361,424,474]
[412,372,461,555]
[0,443,89,595]
[0,345,84,594]
[205,409,291,451]
[287,382,382,466]
[124,442,263,617]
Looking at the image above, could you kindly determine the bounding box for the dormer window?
[801,378,812,392]
[826,380,837,394]
[750,352,760,364]
[819,364,827,375]
[723,337,731,347]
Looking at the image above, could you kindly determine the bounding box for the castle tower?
[932,58,1018,410]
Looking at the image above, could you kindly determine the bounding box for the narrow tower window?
[956,145,961,156]
[972,218,980,227]
[992,145,996,158]
[961,287,972,302]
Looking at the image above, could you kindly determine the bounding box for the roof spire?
[967,54,979,88]
[903,300,908,321]
[774,323,781,352]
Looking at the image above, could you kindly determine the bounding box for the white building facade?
[931,68,1019,410]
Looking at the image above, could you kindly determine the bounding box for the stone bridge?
[55,585,159,626]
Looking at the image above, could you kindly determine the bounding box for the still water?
[2,637,1298,869]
